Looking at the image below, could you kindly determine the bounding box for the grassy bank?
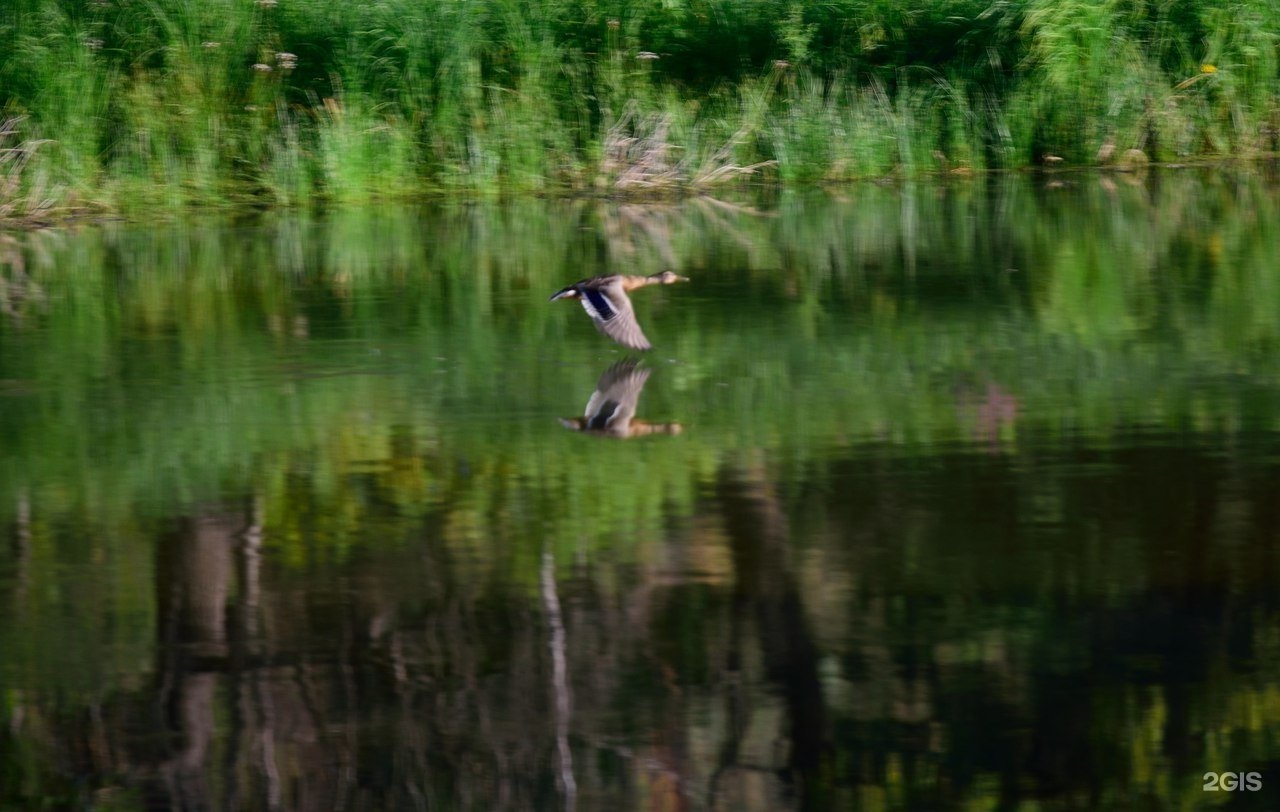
[2,0,1278,216]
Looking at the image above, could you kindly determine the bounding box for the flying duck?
[549,271,689,351]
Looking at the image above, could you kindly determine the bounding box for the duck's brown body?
[550,271,688,351]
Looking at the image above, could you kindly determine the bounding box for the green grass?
[1,0,1279,216]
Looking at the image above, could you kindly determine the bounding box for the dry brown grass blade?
[1,117,58,222]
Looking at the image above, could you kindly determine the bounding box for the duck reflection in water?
[560,359,682,439]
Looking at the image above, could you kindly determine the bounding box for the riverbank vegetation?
[2,1,1279,216]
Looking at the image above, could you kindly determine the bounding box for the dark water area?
[2,174,1280,810]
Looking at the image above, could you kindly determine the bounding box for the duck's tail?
[549,286,580,302]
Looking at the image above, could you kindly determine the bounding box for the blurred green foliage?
[0,0,1278,215]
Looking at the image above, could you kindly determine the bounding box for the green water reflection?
[2,174,1280,810]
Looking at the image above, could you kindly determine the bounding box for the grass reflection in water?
[2,175,1280,810]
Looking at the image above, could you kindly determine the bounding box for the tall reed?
[0,0,1277,215]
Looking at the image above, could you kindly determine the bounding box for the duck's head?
[653,271,690,285]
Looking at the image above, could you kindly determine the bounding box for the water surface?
[2,175,1280,810]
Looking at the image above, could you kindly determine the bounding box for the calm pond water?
[2,174,1280,810]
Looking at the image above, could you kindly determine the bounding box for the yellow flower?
[1201,63,1217,73]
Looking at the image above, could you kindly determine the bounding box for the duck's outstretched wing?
[584,360,653,431]
[578,285,652,351]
